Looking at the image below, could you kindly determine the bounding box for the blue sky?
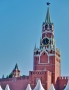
[0,0,69,78]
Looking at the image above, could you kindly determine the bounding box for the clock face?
[42,38,49,46]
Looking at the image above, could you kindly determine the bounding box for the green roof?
[45,5,51,23]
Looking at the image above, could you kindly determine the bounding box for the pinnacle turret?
[34,43,36,50]
[12,63,20,77]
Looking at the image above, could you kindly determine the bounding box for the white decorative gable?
[50,84,55,90]
[26,84,32,90]
[5,84,10,90]
[0,85,3,90]
[33,79,45,90]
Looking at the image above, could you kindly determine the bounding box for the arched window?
[36,51,39,54]
[45,24,48,29]
[49,24,52,29]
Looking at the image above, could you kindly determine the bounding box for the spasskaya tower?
[29,3,61,89]
[33,3,56,70]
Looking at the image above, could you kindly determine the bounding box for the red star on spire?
[47,2,50,5]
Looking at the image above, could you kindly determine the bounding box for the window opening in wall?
[36,51,38,54]
[46,50,48,52]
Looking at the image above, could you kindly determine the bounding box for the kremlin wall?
[0,3,69,90]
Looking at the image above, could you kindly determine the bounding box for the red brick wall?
[56,77,68,90]
[40,52,48,63]
[0,77,29,90]
[29,71,52,90]
[42,32,53,39]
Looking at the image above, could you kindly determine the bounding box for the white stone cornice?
[42,30,54,34]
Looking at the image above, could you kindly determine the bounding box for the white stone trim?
[33,70,47,71]
[33,70,55,73]
[38,50,50,64]
[34,53,60,59]
[42,30,54,34]
[35,63,54,65]
[34,64,60,67]
[34,46,60,66]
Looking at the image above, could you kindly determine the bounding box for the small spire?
[40,37,42,44]
[14,63,19,70]
[34,43,36,50]
[45,2,51,23]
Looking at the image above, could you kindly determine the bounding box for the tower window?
[31,72,32,75]
[49,24,52,29]
[36,51,38,54]
[46,50,48,52]
[45,24,48,29]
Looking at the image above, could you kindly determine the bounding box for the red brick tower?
[29,3,61,90]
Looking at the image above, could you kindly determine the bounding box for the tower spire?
[45,2,51,23]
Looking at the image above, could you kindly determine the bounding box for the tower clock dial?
[42,37,49,46]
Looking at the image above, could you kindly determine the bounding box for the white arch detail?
[39,50,49,64]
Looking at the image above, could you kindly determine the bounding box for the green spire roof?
[45,3,51,23]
